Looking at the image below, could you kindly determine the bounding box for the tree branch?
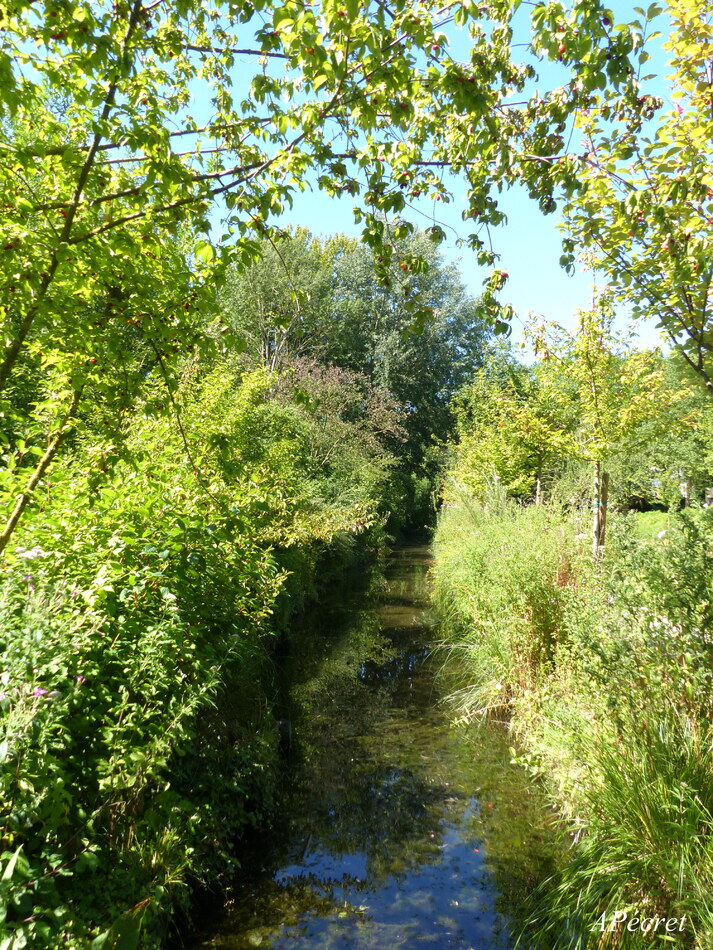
[0,0,147,395]
[0,387,84,556]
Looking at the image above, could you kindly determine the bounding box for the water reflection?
[192,547,556,950]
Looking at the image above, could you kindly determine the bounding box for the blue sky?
[267,0,673,353]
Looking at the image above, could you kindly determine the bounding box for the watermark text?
[593,911,686,934]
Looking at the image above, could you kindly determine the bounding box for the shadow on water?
[190,546,558,950]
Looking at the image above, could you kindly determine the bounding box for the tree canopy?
[556,1,713,392]
[0,0,647,392]
[222,227,491,528]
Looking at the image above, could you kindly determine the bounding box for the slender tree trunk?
[0,387,83,556]
[592,462,609,557]
[535,455,543,506]
[599,470,609,548]
[592,461,601,558]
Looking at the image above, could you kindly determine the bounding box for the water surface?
[192,547,556,949]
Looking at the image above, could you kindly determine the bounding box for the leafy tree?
[605,354,713,509]
[530,299,666,553]
[220,229,354,370]
[448,349,577,503]
[0,0,648,549]
[327,233,492,527]
[449,303,672,553]
[223,228,490,527]
[556,1,713,394]
[273,357,407,513]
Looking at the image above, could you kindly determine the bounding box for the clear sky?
[267,0,673,353]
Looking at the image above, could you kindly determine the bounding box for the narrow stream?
[192,546,557,949]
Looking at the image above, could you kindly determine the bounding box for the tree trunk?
[599,470,609,548]
[592,462,600,557]
[592,462,609,557]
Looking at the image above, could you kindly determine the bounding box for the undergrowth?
[0,364,394,949]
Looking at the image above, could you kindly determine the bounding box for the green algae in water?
[193,547,559,950]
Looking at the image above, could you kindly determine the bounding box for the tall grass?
[432,483,583,718]
[524,709,713,948]
[432,492,713,948]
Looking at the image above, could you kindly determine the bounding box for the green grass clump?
[525,710,713,948]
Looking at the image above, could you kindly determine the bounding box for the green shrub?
[0,483,283,948]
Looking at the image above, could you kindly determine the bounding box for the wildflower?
[75,675,87,685]
[33,687,48,697]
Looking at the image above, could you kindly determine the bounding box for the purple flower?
[33,687,48,697]
[74,675,87,685]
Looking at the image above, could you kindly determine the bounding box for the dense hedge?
[0,361,395,949]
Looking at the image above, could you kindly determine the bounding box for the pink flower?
[676,104,684,115]
[74,675,87,685]
[33,687,48,697]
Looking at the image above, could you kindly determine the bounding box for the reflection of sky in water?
[275,851,369,886]
[193,548,556,950]
[269,800,508,950]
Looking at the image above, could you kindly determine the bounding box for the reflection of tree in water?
[358,647,430,686]
[193,551,560,950]
[205,873,374,949]
[274,593,486,892]
[293,762,449,882]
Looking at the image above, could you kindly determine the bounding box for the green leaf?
[1,846,24,882]
[194,241,215,264]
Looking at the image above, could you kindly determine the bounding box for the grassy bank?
[432,493,713,948]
